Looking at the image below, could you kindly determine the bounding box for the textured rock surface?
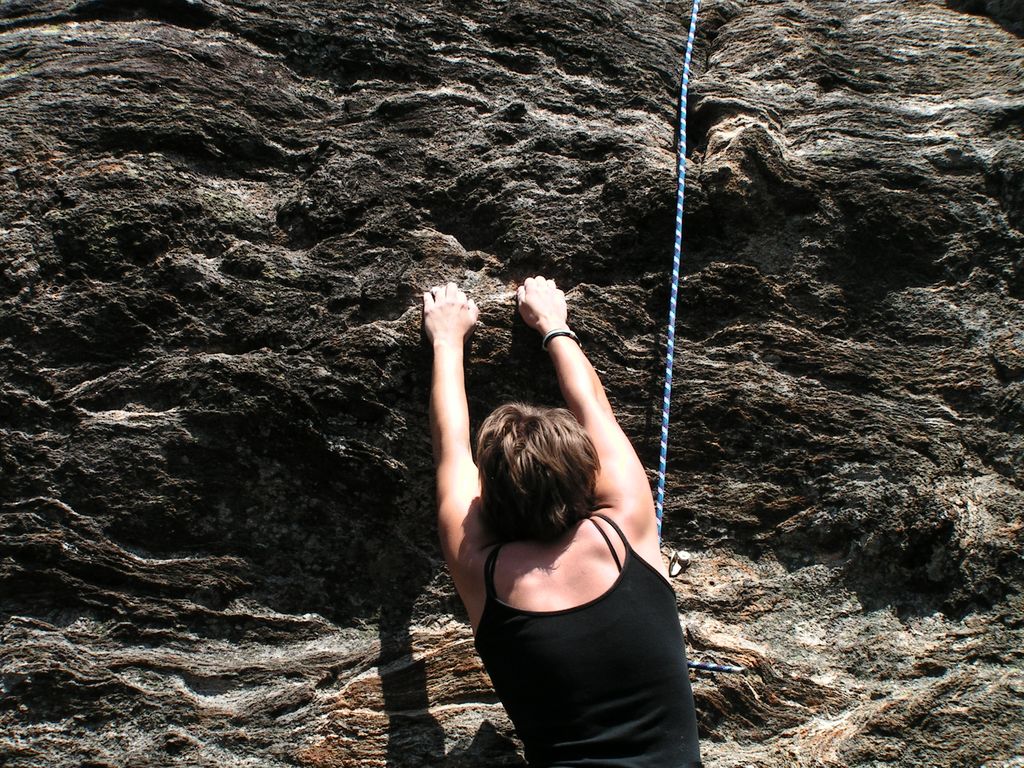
[1,0,1022,766]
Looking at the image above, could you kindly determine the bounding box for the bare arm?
[423,283,488,623]
[517,277,659,546]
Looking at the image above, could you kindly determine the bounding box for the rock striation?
[1,1,1022,766]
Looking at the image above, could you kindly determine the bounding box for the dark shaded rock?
[1,0,1022,766]
[946,0,1024,35]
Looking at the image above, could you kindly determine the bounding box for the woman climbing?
[423,276,702,767]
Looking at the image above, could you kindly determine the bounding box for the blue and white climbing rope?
[688,660,746,675]
[657,0,743,678]
[656,0,702,537]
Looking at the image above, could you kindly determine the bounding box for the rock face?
[1,0,1022,766]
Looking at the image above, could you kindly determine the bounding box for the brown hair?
[476,402,600,542]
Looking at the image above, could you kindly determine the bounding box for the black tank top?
[474,514,702,768]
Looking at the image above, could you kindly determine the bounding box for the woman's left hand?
[423,282,479,346]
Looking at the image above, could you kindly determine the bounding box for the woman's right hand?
[517,276,568,335]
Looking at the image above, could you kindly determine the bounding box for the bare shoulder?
[594,501,670,579]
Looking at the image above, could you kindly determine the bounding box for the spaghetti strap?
[483,545,503,599]
[591,513,630,552]
[588,517,622,572]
